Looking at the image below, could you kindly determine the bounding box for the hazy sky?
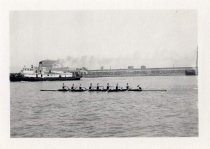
[10,10,197,72]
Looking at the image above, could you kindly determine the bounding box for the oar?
[40,90,60,91]
[106,88,111,92]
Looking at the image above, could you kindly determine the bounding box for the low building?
[141,65,146,69]
[128,66,134,69]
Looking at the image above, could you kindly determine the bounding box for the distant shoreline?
[83,67,198,78]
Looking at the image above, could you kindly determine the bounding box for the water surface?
[10,76,198,137]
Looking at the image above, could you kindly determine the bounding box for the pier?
[82,67,197,78]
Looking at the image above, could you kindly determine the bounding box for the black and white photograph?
[9,10,198,138]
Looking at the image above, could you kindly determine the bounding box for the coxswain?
[89,83,92,90]
[116,83,119,90]
[96,83,100,90]
[137,85,142,91]
[107,83,110,90]
[126,83,129,90]
[71,84,74,90]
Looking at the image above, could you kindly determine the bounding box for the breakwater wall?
[83,67,197,78]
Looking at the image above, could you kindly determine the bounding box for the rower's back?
[116,83,119,90]
[107,83,109,90]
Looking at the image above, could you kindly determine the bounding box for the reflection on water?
[10,76,198,137]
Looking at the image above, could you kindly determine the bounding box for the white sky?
[10,10,197,72]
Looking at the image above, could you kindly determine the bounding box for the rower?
[107,83,110,90]
[79,84,82,90]
[126,83,129,90]
[71,84,74,90]
[96,83,100,90]
[137,85,142,91]
[62,83,69,90]
[89,83,92,90]
[116,83,119,90]
[62,83,65,89]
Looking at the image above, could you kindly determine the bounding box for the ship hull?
[10,73,81,82]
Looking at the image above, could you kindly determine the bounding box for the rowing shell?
[40,89,167,92]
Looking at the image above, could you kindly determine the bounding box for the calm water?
[10,76,198,137]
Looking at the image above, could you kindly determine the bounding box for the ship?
[10,60,82,82]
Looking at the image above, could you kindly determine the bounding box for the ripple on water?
[10,76,198,137]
